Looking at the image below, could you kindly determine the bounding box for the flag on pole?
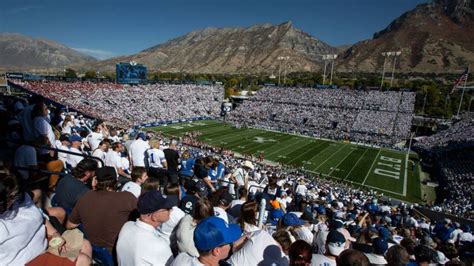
[451,68,469,94]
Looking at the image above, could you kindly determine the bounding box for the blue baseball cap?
[316,205,326,215]
[326,230,347,256]
[194,217,242,251]
[282,213,306,226]
[373,237,389,255]
[137,191,178,214]
[378,227,391,239]
[137,132,146,140]
[69,135,82,143]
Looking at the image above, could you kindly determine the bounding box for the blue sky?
[1,0,428,59]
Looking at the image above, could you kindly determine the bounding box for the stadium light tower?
[283,56,290,84]
[277,56,284,86]
[329,54,338,85]
[380,52,389,88]
[322,54,337,85]
[380,51,401,88]
[322,55,329,85]
[390,51,402,88]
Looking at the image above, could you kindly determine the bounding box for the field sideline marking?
[363,184,405,196]
[343,148,369,180]
[313,144,346,171]
[362,149,382,185]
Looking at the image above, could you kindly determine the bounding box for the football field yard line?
[153,121,419,201]
[313,144,346,171]
[269,138,315,160]
[240,132,288,153]
[343,149,369,180]
[327,148,356,176]
[304,143,334,165]
[265,138,307,157]
[286,141,326,164]
[213,130,262,145]
[362,149,381,186]
[403,153,408,196]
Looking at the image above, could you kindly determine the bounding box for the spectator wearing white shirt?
[171,216,243,266]
[32,102,56,159]
[105,142,131,179]
[147,139,167,178]
[116,190,178,266]
[60,115,75,135]
[121,167,148,198]
[130,132,150,168]
[67,135,84,169]
[92,140,109,167]
[295,179,308,197]
[213,191,234,224]
[158,184,185,242]
[237,201,260,233]
[108,129,121,143]
[87,122,107,151]
[55,134,71,166]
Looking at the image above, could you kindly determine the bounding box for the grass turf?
[151,120,422,202]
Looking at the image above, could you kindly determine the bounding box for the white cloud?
[8,6,42,15]
[72,47,115,60]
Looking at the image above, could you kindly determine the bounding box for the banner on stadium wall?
[6,72,24,79]
[315,84,338,89]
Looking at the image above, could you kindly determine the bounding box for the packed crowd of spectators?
[228,87,415,146]
[414,113,474,151]
[414,114,474,220]
[10,80,224,128]
[1,92,473,266]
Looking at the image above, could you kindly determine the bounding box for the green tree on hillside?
[64,68,77,78]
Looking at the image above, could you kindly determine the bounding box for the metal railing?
[3,139,104,166]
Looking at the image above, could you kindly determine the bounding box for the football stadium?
[154,120,421,202]
[1,0,474,265]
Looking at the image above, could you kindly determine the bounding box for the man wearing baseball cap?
[66,135,84,168]
[171,216,242,266]
[312,230,347,266]
[116,190,178,266]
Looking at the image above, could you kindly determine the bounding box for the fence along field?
[153,120,421,202]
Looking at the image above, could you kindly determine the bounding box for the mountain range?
[1,0,473,74]
[0,33,96,71]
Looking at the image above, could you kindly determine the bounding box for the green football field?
[151,120,421,202]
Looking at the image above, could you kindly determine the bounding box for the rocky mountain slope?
[338,0,474,73]
[91,21,337,74]
[0,33,96,70]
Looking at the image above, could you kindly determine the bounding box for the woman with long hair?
[61,115,75,135]
[238,201,260,233]
[171,198,214,257]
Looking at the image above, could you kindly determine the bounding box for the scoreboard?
[116,62,147,84]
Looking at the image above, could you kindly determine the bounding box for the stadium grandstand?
[227,87,415,146]
[1,78,473,265]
